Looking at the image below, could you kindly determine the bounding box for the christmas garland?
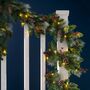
[44,19,86,90]
[0,0,86,90]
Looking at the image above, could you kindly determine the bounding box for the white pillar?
[1,56,7,90]
[24,24,29,90]
[56,10,69,73]
[56,10,69,25]
[40,34,46,90]
[40,22,49,90]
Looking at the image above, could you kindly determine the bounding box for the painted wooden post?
[24,24,30,90]
[40,22,49,90]
[40,34,46,90]
[1,56,7,90]
[56,10,69,78]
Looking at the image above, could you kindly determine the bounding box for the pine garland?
[0,0,86,89]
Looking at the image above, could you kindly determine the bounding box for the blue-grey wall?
[7,0,90,90]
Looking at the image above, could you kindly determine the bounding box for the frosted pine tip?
[1,28,6,32]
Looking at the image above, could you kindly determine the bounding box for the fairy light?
[45,56,49,60]
[46,57,49,60]
[62,62,66,66]
[65,81,69,88]
[64,26,69,33]
[54,50,57,54]
[52,81,55,84]
[25,14,28,18]
[64,35,67,38]
[49,49,51,51]
[19,13,23,17]
[57,21,60,25]
[3,49,7,55]
[75,69,78,72]
[51,73,54,76]
[21,22,25,26]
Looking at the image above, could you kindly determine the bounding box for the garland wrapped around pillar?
[44,13,86,90]
[0,0,86,90]
[56,10,69,82]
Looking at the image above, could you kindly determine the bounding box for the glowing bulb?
[64,26,69,33]
[21,22,25,26]
[65,82,69,88]
[51,73,54,76]
[19,13,23,17]
[57,22,60,25]
[49,49,51,51]
[53,81,55,84]
[25,14,28,18]
[54,50,57,54]
[75,69,78,72]
[62,62,66,66]
[46,56,49,60]
[64,35,67,38]
[3,49,7,55]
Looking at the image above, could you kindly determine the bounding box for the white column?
[40,22,49,90]
[56,10,69,25]
[40,34,46,90]
[24,24,29,90]
[1,56,7,90]
[56,10,69,73]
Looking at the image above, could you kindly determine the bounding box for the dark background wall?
[7,0,90,90]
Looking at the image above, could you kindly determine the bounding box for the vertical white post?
[1,56,7,90]
[24,24,29,90]
[40,34,46,90]
[56,10,69,25]
[56,10,69,72]
[40,22,49,90]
